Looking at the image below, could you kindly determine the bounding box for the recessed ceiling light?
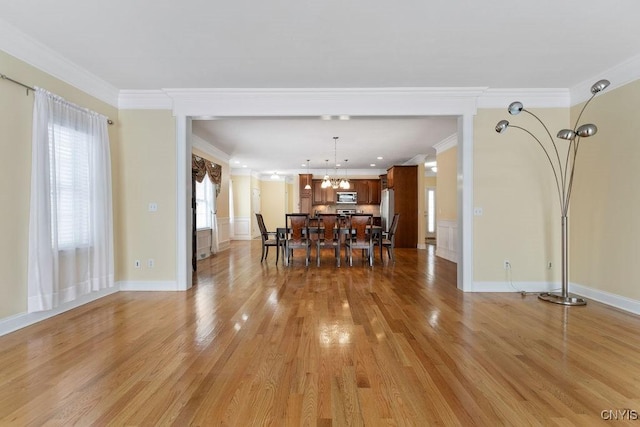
[377,156,383,160]
[321,115,332,120]
[242,165,247,168]
[234,160,240,164]
[370,163,376,167]
[338,115,350,120]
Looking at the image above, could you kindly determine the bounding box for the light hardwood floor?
[1,241,639,425]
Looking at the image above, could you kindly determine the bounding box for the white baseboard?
[570,282,640,315]
[436,247,458,263]
[231,236,253,241]
[470,281,640,316]
[0,286,119,337]
[118,281,179,291]
[471,281,557,293]
[417,243,427,250]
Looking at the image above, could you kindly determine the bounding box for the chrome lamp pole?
[495,79,610,306]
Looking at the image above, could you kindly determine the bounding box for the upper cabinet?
[386,168,394,189]
[353,179,381,204]
[312,180,335,205]
[368,179,381,204]
[311,179,381,205]
[354,180,369,204]
[299,174,313,213]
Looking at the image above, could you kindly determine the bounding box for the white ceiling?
[2,0,640,175]
[192,116,457,175]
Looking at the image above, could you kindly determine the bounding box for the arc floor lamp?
[495,79,610,306]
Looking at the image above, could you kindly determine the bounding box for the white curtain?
[211,183,219,254]
[28,88,114,312]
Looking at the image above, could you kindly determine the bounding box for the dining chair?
[345,214,373,266]
[378,213,399,263]
[316,213,340,267]
[285,213,311,266]
[256,213,280,264]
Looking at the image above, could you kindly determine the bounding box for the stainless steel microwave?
[336,191,357,204]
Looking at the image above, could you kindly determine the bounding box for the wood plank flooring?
[1,241,640,425]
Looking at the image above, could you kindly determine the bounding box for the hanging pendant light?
[320,136,347,189]
[304,159,312,190]
[330,136,341,190]
[339,159,350,189]
[321,160,331,188]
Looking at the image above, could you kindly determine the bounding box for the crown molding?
[118,90,173,110]
[191,134,230,162]
[433,133,458,154]
[570,53,640,105]
[477,88,570,109]
[162,87,485,117]
[0,18,119,107]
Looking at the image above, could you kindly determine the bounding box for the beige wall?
[436,146,458,221]
[0,51,119,318]
[473,107,568,283]
[287,182,294,213]
[570,80,640,300]
[232,175,251,217]
[261,180,287,230]
[116,110,176,282]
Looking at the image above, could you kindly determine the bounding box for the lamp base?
[538,292,587,306]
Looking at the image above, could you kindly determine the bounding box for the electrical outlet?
[504,259,511,270]
[148,259,154,268]
[135,260,141,268]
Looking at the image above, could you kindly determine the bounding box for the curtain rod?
[1,72,35,93]
[1,72,114,125]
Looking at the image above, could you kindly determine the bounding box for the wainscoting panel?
[436,219,458,263]
[217,217,231,251]
[233,216,252,240]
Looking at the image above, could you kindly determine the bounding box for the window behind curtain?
[49,124,91,249]
[28,87,114,313]
[195,176,214,229]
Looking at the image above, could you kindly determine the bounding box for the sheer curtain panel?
[28,88,114,312]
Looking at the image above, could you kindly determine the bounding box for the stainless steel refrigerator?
[380,188,394,233]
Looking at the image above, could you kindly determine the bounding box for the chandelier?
[321,137,350,189]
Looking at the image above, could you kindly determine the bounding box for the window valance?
[192,154,222,192]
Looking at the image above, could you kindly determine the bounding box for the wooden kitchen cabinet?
[354,180,369,204]
[386,166,417,248]
[353,179,381,205]
[386,168,394,189]
[312,180,335,205]
[368,179,381,204]
[299,174,313,213]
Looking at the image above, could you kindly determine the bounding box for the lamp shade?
[495,120,510,133]
[557,129,577,140]
[508,102,523,115]
[576,124,597,137]
[590,79,610,94]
